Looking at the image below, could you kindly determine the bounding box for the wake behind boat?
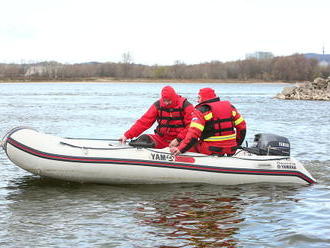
[1,127,316,185]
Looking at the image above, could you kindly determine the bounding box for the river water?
[0,82,329,247]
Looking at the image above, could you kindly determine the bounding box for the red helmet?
[160,86,179,107]
[198,88,217,102]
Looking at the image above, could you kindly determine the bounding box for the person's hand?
[170,147,181,156]
[119,135,128,144]
[169,138,179,148]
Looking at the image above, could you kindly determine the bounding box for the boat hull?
[2,128,316,185]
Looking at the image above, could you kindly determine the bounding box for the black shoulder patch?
[154,100,160,109]
[197,105,211,113]
[183,99,192,108]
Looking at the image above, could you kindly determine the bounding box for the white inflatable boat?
[1,127,316,185]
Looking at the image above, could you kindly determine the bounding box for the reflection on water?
[0,169,329,247]
[136,193,243,247]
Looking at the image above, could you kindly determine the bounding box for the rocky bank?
[276,77,330,101]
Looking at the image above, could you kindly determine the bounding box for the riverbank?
[0,77,289,84]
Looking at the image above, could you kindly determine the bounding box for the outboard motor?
[245,133,290,156]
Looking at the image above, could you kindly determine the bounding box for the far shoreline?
[0,78,290,84]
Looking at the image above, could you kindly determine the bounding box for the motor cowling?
[247,133,290,156]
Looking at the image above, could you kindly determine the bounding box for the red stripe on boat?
[175,156,195,163]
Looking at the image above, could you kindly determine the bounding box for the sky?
[1,0,329,65]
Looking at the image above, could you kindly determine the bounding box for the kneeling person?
[119,86,194,148]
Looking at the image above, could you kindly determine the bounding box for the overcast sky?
[1,0,329,65]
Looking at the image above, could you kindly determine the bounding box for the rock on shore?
[275,77,330,101]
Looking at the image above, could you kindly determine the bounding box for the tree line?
[0,54,329,82]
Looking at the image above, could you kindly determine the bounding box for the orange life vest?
[196,98,235,140]
[154,97,190,137]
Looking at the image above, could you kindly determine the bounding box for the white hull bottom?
[2,128,316,185]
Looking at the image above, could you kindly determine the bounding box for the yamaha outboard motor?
[245,133,290,156]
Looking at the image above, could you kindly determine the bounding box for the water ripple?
[1,83,330,247]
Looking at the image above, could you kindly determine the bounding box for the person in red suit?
[170,88,246,156]
[119,86,194,148]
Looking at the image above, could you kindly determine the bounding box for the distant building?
[245,51,274,60]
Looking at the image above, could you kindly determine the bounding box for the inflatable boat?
[1,127,316,185]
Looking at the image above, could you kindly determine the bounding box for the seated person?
[170,88,246,156]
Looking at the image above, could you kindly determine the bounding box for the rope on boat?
[234,147,290,161]
[230,156,289,161]
[64,137,120,141]
[59,142,209,157]
[59,141,135,150]
[58,139,289,161]
[145,145,291,160]
[145,147,290,161]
